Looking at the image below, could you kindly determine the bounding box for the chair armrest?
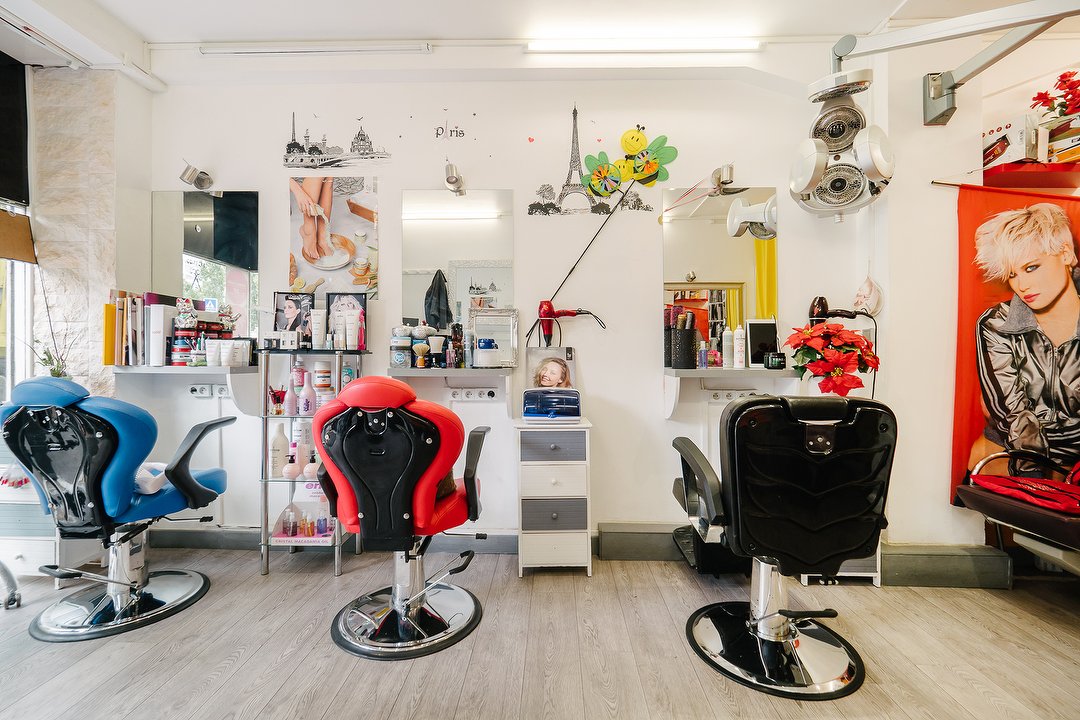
[672,436,724,529]
[973,450,1069,477]
[463,426,490,522]
[165,417,237,509]
[317,463,338,518]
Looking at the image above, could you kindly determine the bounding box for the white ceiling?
[85,0,1080,45]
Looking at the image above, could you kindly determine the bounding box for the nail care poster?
[288,176,378,299]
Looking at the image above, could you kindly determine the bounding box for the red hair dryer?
[538,300,578,347]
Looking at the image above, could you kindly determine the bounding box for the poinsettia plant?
[1031,70,1080,118]
[785,322,879,397]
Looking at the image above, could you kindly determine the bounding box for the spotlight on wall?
[179,162,223,197]
[789,69,893,222]
[727,195,777,240]
[444,162,465,196]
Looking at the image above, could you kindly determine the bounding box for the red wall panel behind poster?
[951,186,1080,498]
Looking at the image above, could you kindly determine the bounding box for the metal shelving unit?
[257,349,368,576]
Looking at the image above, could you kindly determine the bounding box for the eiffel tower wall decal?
[527,106,655,217]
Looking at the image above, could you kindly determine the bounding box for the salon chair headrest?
[10,377,90,409]
[336,376,416,411]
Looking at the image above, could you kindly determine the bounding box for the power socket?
[212,384,230,398]
[709,389,761,402]
[462,387,498,401]
[188,384,212,398]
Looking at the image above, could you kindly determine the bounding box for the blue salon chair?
[0,377,234,641]
[672,395,896,700]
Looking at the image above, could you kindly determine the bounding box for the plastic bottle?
[283,383,298,415]
[269,423,289,478]
[303,452,320,480]
[299,372,317,416]
[316,506,328,535]
[722,327,734,369]
[733,324,746,368]
[291,357,306,389]
[341,362,356,386]
[463,329,474,368]
[698,341,708,369]
[286,511,298,536]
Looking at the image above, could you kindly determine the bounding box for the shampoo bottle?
[722,327,734,369]
[463,329,474,368]
[733,324,746,368]
[269,423,289,478]
[299,372,317,416]
[283,383,298,416]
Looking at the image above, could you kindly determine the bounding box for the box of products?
[270,501,335,546]
[982,115,1046,169]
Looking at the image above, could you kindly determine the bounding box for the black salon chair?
[672,395,896,700]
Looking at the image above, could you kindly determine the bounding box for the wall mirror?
[470,308,518,368]
[661,187,777,357]
[152,191,259,336]
[401,189,513,328]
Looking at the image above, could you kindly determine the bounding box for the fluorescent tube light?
[199,41,433,57]
[526,38,761,53]
[402,210,503,221]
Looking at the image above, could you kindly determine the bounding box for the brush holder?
[671,329,698,370]
[664,328,673,367]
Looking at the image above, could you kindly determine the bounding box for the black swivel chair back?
[673,394,896,700]
[719,396,893,578]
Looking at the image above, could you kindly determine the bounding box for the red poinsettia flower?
[862,349,880,371]
[785,322,830,352]
[1055,71,1078,90]
[805,348,864,396]
[1031,91,1055,109]
[831,328,867,349]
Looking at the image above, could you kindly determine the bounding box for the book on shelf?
[103,290,213,367]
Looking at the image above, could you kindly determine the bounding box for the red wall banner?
[951,186,1080,498]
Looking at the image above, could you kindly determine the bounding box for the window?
[182,254,257,337]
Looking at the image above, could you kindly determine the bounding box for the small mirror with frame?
[469,307,518,368]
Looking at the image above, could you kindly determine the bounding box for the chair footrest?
[780,608,838,621]
[38,565,83,580]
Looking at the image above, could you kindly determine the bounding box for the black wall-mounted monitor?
[0,52,29,206]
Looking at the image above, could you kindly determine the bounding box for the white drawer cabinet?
[515,419,592,576]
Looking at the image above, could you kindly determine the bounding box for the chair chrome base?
[29,569,209,642]
[687,601,864,700]
[331,582,482,660]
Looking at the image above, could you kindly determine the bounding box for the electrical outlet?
[449,389,462,400]
[188,384,211,397]
[459,387,497,401]
[213,384,230,398]
[710,389,760,402]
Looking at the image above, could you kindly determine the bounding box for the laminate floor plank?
[609,560,714,720]
[187,551,389,720]
[383,552,498,720]
[520,570,586,720]
[650,560,789,720]
[453,553,533,720]
[0,550,1077,720]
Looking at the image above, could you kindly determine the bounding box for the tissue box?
[982,115,1045,169]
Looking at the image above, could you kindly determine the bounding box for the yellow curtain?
[754,236,777,318]
[727,289,741,332]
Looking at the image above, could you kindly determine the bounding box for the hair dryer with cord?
[536,300,606,347]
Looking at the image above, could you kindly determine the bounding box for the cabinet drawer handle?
[549,444,558,450]
[551,512,559,520]
[550,478,558,485]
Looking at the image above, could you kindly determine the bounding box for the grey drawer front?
[521,498,587,531]
[520,430,586,462]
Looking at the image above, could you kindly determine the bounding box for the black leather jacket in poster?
[976,272,1080,471]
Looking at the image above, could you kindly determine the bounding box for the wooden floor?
[1,548,1078,720]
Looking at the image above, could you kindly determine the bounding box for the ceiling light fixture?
[198,41,433,57]
[525,37,761,54]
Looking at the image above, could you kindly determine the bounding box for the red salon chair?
[672,395,896,700]
[0,377,233,641]
[314,376,489,659]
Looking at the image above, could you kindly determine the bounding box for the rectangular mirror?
[662,187,777,359]
[152,191,259,336]
[401,190,513,328]
[470,307,518,368]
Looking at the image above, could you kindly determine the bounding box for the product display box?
[982,114,1047,169]
[270,501,335,546]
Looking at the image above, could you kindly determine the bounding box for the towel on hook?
[424,269,453,329]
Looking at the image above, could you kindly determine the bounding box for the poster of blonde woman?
[951,190,1080,494]
[288,176,379,298]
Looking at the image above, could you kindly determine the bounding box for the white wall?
[127,39,1033,544]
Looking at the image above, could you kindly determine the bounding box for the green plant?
[30,329,78,378]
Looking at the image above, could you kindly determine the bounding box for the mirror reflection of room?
[401,189,514,329]
[662,187,777,369]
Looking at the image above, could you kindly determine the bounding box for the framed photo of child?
[274,292,313,343]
